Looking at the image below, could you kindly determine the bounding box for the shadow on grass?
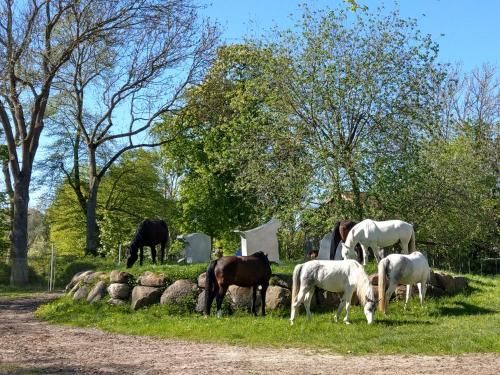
[436,301,497,317]
[376,318,433,326]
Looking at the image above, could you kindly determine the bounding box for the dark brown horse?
[126,219,169,268]
[205,251,272,317]
[330,220,363,262]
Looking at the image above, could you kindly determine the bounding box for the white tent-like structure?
[317,232,332,260]
[317,232,343,260]
[234,219,281,262]
[177,233,211,264]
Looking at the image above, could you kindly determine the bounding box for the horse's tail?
[291,263,304,314]
[330,221,341,260]
[408,228,416,254]
[378,257,390,313]
[204,260,217,315]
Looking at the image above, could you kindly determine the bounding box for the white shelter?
[317,232,332,260]
[177,233,211,264]
[234,219,281,262]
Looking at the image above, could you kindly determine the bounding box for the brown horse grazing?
[126,219,169,268]
[330,220,363,262]
[205,251,272,317]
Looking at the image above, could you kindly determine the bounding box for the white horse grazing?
[290,259,377,325]
[341,219,416,265]
[378,251,430,314]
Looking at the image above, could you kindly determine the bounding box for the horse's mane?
[330,221,341,259]
[354,263,373,306]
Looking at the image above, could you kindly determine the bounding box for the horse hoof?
[344,321,351,325]
[290,320,294,326]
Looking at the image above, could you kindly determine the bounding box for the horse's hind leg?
[260,284,268,316]
[417,282,426,306]
[216,286,227,318]
[160,242,166,264]
[303,290,314,321]
[151,246,157,264]
[251,286,257,316]
[404,284,412,310]
[384,281,398,313]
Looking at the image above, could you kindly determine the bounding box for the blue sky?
[200,0,500,71]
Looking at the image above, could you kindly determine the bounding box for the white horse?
[341,219,416,265]
[290,259,377,325]
[378,251,430,314]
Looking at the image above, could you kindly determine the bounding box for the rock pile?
[107,270,133,306]
[66,271,109,303]
[65,267,468,314]
[130,271,165,310]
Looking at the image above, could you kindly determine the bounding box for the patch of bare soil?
[0,294,498,374]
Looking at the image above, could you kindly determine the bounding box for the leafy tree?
[156,45,312,252]
[46,150,175,257]
[263,5,446,220]
[41,0,218,256]
[1,0,203,284]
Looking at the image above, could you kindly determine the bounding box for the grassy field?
[35,265,500,355]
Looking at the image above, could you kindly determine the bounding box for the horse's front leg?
[371,244,382,263]
[360,244,369,265]
[139,247,144,266]
[343,298,352,324]
[151,245,157,264]
[334,298,346,323]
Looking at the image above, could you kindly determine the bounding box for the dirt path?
[0,294,498,375]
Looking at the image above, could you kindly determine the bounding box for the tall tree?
[0,0,155,284]
[264,6,445,219]
[157,45,311,249]
[42,0,218,255]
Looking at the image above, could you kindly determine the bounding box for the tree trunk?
[10,178,30,285]
[86,177,100,256]
[346,165,364,220]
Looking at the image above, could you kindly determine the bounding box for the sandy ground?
[0,294,498,375]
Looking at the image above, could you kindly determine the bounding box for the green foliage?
[46,150,177,258]
[46,183,87,256]
[156,45,312,250]
[37,273,500,354]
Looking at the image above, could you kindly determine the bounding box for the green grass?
[0,285,50,299]
[36,271,500,355]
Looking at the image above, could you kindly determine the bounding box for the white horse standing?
[341,219,416,265]
[378,251,430,314]
[290,260,377,325]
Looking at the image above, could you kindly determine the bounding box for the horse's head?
[126,245,138,268]
[363,296,379,324]
[341,243,357,260]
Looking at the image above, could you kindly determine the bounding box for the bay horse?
[126,219,169,268]
[330,220,363,262]
[205,251,272,317]
[290,259,377,325]
[341,219,416,264]
[378,252,430,313]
